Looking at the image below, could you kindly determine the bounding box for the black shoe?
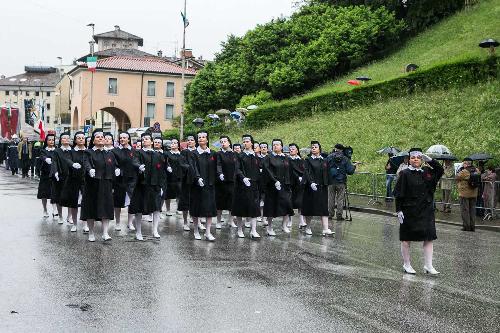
[336,216,345,221]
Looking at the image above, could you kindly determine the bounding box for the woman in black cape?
[288,143,306,229]
[51,132,73,224]
[179,134,201,232]
[153,137,170,219]
[301,141,334,236]
[215,135,237,229]
[164,138,186,216]
[81,129,120,242]
[393,148,443,275]
[37,134,56,218]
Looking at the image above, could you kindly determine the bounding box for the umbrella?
[212,141,222,149]
[283,145,290,154]
[215,109,231,116]
[230,111,242,120]
[347,80,361,86]
[356,75,371,81]
[426,144,452,156]
[467,153,492,161]
[405,63,419,72]
[207,114,219,120]
[247,105,258,110]
[390,151,409,166]
[479,38,499,48]
[192,118,204,127]
[377,146,400,155]
[299,147,311,156]
[433,154,458,161]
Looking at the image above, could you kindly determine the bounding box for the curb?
[350,206,500,233]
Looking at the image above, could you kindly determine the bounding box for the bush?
[245,57,499,128]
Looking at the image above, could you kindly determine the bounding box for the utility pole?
[180,0,187,141]
[87,23,96,132]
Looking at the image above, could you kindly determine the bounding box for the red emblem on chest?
[210,156,215,161]
[156,163,161,169]
[129,152,134,158]
[107,158,113,164]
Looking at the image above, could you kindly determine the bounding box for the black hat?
[334,143,344,150]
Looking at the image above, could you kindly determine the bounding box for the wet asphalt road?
[0,170,499,333]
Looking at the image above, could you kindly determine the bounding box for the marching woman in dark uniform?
[37,134,56,218]
[153,137,170,219]
[288,143,306,229]
[81,129,120,242]
[393,148,444,275]
[164,138,185,216]
[232,134,261,239]
[178,134,198,232]
[188,131,217,241]
[129,132,164,240]
[51,132,73,224]
[59,131,86,232]
[262,139,294,236]
[215,135,237,229]
[301,141,334,236]
[111,131,139,232]
[7,140,19,175]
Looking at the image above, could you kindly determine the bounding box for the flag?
[37,119,45,141]
[181,11,189,28]
[87,56,98,72]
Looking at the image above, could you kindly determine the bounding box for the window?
[166,82,175,97]
[35,91,40,96]
[46,103,51,110]
[46,92,51,97]
[13,91,18,96]
[165,104,174,120]
[147,81,156,96]
[25,91,29,96]
[46,116,50,123]
[78,77,81,93]
[146,103,155,118]
[5,91,9,96]
[108,78,117,94]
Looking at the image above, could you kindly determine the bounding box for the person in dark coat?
[301,141,334,236]
[188,131,217,241]
[59,131,86,232]
[178,134,198,232]
[288,143,306,229]
[164,138,187,217]
[7,140,19,175]
[17,136,32,178]
[81,129,120,242]
[128,132,164,240]
[393,148,444,275]
[232,134,261,239]
[37,134,56,218]
[262,139,294,236]
[153,137,170,219]
[111,131,140,232]
[215,135,237,229]
[0,141,6,165]
[51,132,73,224]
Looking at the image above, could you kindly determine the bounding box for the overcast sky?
[0,0,296,76]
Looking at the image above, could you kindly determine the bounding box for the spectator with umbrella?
[455,158,481,232]
[426,145,457,213]
[481,165,497,220]
[378,146,400,202]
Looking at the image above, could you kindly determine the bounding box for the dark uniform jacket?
[216,150,237,183]
[262,153,291,186]
[112,146,140,178]
[165,150,187,182]
[189,147,217,186]
[83,147,117,180]
[303,156,330,186]
[135,148,165,186]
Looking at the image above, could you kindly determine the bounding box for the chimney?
[198,55,203,60]
[157,50,163,57]
[0,75,5,79]
[114,25,120,31]
[180,49,193,59]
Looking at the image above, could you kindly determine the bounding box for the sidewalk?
[348,194,500,232]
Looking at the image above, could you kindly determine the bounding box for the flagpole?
[180,0,187,141]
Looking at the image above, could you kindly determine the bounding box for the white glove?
[198,178,205,187]
[275,181,281,191]
[243,177,251,187]
[89,169,96,178]
[167,166,173,173]
[311,183,318,191]
[45,158,52,165]
[139,164,145,173]
[115,168,121,176]
[397,211,404,224]
[298,176,303,182]
[219,174,225,181]
[421,154,432,162]
[72,163,81,169]
[160,189,163,197]
[54,172,59,181]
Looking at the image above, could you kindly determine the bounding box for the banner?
[87,56,97,72]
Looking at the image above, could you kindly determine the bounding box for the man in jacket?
[17,136,33,178]
[456,158,480,231]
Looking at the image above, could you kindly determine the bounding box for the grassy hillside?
[276,0,500,99]
[230,80,500,172]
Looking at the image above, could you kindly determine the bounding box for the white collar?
[221,148,232,153]
[272,152,285,157]
[45,147,55,151]
[289,155,301,160]
[243,149,255,156]
[260,153,268,157]
[187,147,196,151]
[155,149,163,153]
[60,146,72,151]
[104,146,113,151]
[119,145,132,150]
[170,150,180,155]
[310,154,323,160]
[74,146,85,151]
[408,165,423,172]
[92,146,104,151]
[197,146,211,154]
[142,147,154,152]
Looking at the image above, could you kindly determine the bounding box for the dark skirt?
[129,183,162,215]
[263,184,294,218]
[291,184,304,209]
[399,200,437,241]
[177,179,191,211]
[189,184,217,217]
[231,183,260,218]
[37,177,52,199]
[60,176,83,208]
[113,176,136,208]
[301,185,329,217]
[166,181,181,199]
[51,178,64,204]
[215,182,234,211]
[80,177,114,221]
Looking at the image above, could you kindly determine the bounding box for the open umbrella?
[215,109,231,116]
[235,108,248,114]
[212,141,222,149]
[433,154,458,161]
[347,80,361,86]
[207,114,219,120]
[467,153,492,161]
[299,147,311,156]
[230,111,242,121]
[426,144,452,156]
[377,146,400,155]
[247,105,258,110]
[390,150,409,166]
[356,75,371,82]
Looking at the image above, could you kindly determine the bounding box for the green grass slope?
[281,0,500,99]
[231,80,500,172]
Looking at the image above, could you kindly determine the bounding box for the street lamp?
[192,117,204,128]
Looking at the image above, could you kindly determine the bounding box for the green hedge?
[245,56,499,128]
